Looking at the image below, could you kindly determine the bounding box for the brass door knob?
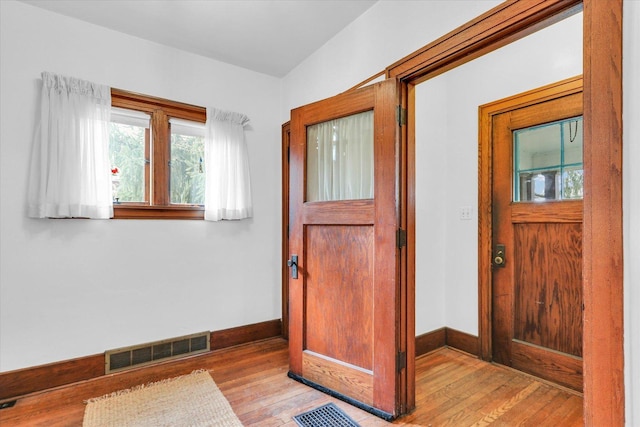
[494,255,505,265]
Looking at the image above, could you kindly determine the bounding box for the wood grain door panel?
[305,225,374,370]
[513,222,583,357]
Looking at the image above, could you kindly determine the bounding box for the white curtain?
[204,108,252,221]
[27,72,113,219]
[307,110,374,202]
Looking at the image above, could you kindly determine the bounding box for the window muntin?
[514,116,583,202]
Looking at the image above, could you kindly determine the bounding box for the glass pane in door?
[306,110,374,202]
[514,116,583,201]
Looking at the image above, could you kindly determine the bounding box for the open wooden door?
[287,78,408,420]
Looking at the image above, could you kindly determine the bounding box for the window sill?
[113,204,204,220]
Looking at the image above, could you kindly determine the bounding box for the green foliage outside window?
[170,133,205,205]
[109,124,205,205]
[109,123,145,202]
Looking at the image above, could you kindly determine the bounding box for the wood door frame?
[387,0,623,425]
[281,122,290,340]
[478,75,584,389]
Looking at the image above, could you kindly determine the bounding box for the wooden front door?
[487,78,583,391]
[287,78,407,419]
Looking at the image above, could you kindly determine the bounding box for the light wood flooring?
[0,338,583,426]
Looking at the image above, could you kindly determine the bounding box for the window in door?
[306,110,374,202]
[514,116,583,201]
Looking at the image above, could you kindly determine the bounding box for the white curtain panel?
[27,72,112,219]
[204,108,252,221]
[306,110,374,202]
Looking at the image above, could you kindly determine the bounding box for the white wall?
[282,0,501,120]
[415,13,583,335]
[623,2,639,425]
[0,1,282,371]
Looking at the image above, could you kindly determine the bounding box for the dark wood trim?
[111,88,206,123]
[386,0,582,83]
[415,328,446,357]
[446,328,480,357]
[344,70,386,93]
[415,327,479,358]
[210,319,282,351]
[582,0,624,424]
[112,204,204,220]
[511,340,583,392]
[281,122,291,340]
[152,109,170,206]
[0,354,104,403]
[399,80,414,414]
[0,319,282,401]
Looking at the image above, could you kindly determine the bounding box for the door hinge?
[396,106,407,126]
[396,228,407,248]
[396,351,407,372]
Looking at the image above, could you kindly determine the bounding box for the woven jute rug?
[83,369,243,427]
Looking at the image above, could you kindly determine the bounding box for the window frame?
[111,89,206,219]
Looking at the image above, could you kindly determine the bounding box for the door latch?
[494,244,506,267]
[287,255,298,279]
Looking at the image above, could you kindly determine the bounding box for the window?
[110,89,206,219]
[306,110,374,202]
[513,116,583,202]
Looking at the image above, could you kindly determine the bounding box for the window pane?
[170,133,205,205]
[514,117,583,201]
[306,110,374,202]
[109,122,147,203]
[562,166,584,199]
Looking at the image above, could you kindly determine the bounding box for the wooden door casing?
[288,78,405,419]
[380,0,623,423]
[488,79,583,391]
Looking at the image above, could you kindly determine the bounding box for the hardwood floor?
[0,338,583,426]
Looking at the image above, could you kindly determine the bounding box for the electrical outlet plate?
[460,206,472,220]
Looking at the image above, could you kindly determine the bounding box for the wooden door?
[490,81,583,391]
[288,78,407,419]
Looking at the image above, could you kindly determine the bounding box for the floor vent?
[293,403,361,427]
[105,331,210,374]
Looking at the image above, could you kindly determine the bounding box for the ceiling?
[20,0,378,78]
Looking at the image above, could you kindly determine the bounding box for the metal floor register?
[293,403,361,427]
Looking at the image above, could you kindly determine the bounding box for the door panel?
[491,86,583,392]
[305,225,374,370]
[513,222,582,356]
[288,78,405,419]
